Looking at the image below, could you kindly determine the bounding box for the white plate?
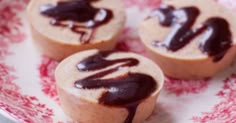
[1,0,236,122]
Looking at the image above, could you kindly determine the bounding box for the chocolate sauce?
[40,0,113,43]
[199,17,232,61]
[75,51,157,123]
[151,5,232,62]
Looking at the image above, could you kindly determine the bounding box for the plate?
[1,0,236,123]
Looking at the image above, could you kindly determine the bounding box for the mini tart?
[139,0,236,79]
[55,49,164,123]
[27,0,125,60]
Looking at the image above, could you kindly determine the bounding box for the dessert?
[139,0,236,79]
[27,0,125,60]
[55,49,164,123]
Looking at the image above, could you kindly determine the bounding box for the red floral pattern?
[38,56,59,101]
[0,63,53,123]
[122,0,161,10]
[192,74,236,123]
[0,0,54,122]
[164,77,210,96]
[0,64,19,91]
[0,0,26,60]
[116,27,147,56]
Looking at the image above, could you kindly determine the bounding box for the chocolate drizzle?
[150,5,232,62]
[75,51,157,123]
[40,0,113,43]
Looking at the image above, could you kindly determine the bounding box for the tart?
[139,0,236,79]
[55,49,164,123]
[27,0,126,60]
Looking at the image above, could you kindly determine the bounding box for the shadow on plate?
[145,103,174,123]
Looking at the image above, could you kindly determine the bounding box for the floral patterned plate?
[1,0,236,123]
